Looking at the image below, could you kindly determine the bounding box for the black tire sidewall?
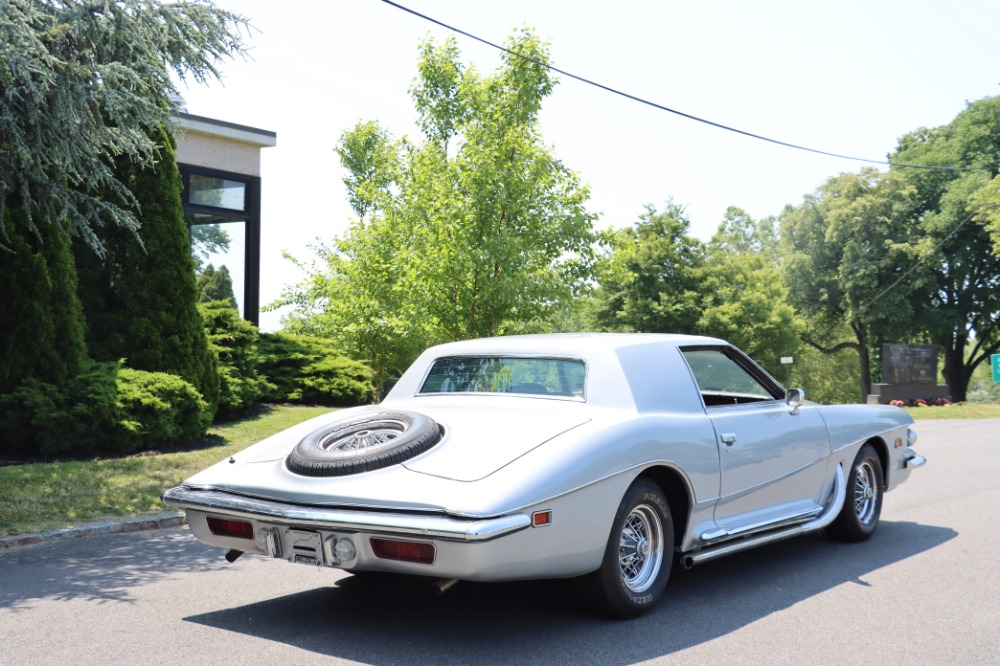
[594,480,673,618]
[286,410,441,477]
[829,443,884,542]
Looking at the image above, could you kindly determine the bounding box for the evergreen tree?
[0,207,86,393]
[197,263,238,309]
[75,127,219,412]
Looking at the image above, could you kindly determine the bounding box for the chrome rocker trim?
[681,464,847,569]
[162,486,531,542]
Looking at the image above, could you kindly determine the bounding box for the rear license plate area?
[288,529,324,565]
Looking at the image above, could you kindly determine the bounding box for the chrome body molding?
[162,486,530,542]
[683,464,847,568]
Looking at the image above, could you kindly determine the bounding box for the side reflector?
[206,516,254,540]
[370,538,434,564]
[532,510,552,527]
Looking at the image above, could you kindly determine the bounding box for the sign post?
[780,356,793,388]
[992,354,1000,383]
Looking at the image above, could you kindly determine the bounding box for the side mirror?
[786,388,805,415]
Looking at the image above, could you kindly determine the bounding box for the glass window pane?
[682,350,773,398]
[189,173,246,211]
[188,217,246,317]
[418,357,586,399]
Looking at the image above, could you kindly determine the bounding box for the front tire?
[584,480,673,618]
[828,443,884,542]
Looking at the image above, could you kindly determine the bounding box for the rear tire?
[583,480,673,618]
[828,443,883,542]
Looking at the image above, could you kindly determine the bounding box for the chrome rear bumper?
[162,486,530,542]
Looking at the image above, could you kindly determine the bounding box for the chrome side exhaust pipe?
[682,464,847,570]
[431,578,460,595]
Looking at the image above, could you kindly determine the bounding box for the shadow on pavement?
[184,520,955,664]
[0,528,227,611]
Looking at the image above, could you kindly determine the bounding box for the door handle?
[721,432,737,446]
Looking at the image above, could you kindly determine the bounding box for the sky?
[177,0,1000,331]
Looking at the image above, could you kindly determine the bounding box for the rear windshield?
[418,356,586,399]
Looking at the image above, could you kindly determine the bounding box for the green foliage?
[0,0,249,253]
[199,301,268,415]
[588,202,704,333]
[0,362,209,456]
[890,95,1000,401]
[697,254,802,378]
[74,126,219,413]
[257,333,376,407]
[780,168,922,401]
[0,207,86,393]
[190,223,232,271]
[197,263,238,308]
[272,31,596,392]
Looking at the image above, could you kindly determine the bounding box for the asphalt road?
[1,419,997,666]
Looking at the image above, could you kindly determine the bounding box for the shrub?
[74,126,219,414]
[199,301,270,416]
[0,361,209,456]
[257,333,375,406]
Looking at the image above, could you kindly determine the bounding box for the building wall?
[175,132,263,177]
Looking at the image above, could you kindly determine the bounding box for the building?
[174,111,276,325]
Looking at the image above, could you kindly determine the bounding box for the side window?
[682,349,779,407]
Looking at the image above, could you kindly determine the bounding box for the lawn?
[904,402,1000,420]
[0,404,332,537]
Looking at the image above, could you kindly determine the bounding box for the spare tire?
[285,410,442,477]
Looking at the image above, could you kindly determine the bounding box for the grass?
[0,404,332,537]
[903,402,1000,420]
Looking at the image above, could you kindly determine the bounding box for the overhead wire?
[379,0,993,174]
[380,0,1000,342]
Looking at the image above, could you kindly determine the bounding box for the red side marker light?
[370,538,435,564]
[532,510,552,527]
[206,516,254,540]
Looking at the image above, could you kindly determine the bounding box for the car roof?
[420,332,728,358]
[386,333,727,414]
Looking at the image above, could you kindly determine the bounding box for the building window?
[179,165,261,325]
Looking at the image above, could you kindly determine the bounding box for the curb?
[0,512,186,551]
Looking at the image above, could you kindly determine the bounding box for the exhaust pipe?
[225,549,244,563]
[682,464,846,570]
[431,578,460,595]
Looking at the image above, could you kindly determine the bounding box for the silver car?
[164,333,925,617]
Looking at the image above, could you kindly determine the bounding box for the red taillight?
[206,516,254,540]
[532,510,552,527]
[370,538,435,564]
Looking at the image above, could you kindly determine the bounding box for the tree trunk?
[941,333,971,402]
[855,325,872,404]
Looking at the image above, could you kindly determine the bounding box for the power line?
[380,0,992,174]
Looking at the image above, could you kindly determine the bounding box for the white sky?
[178,0,1000,331]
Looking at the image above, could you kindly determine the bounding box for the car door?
[681,346,832,536]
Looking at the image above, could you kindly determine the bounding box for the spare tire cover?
[285,410,442,477]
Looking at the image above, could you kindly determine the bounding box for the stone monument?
[866,343,951,405]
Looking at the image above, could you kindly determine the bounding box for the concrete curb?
[0,512,186,551]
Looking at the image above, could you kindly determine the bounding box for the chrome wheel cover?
[321,421,404,452]
[619,503,664,593]
[853,460,879,525]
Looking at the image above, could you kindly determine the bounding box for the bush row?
[0,361,209,456]
[0,304,376,457]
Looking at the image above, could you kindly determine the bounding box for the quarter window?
[682,349,779,407]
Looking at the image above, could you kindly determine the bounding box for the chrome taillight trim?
[163,486,530,542]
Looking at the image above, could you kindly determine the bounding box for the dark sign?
[882,344,938,385]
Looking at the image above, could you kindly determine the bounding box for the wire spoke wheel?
[828,443,883,542]
[853,460,878,525]
[321,423,404,452]
[618,504,664,593]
